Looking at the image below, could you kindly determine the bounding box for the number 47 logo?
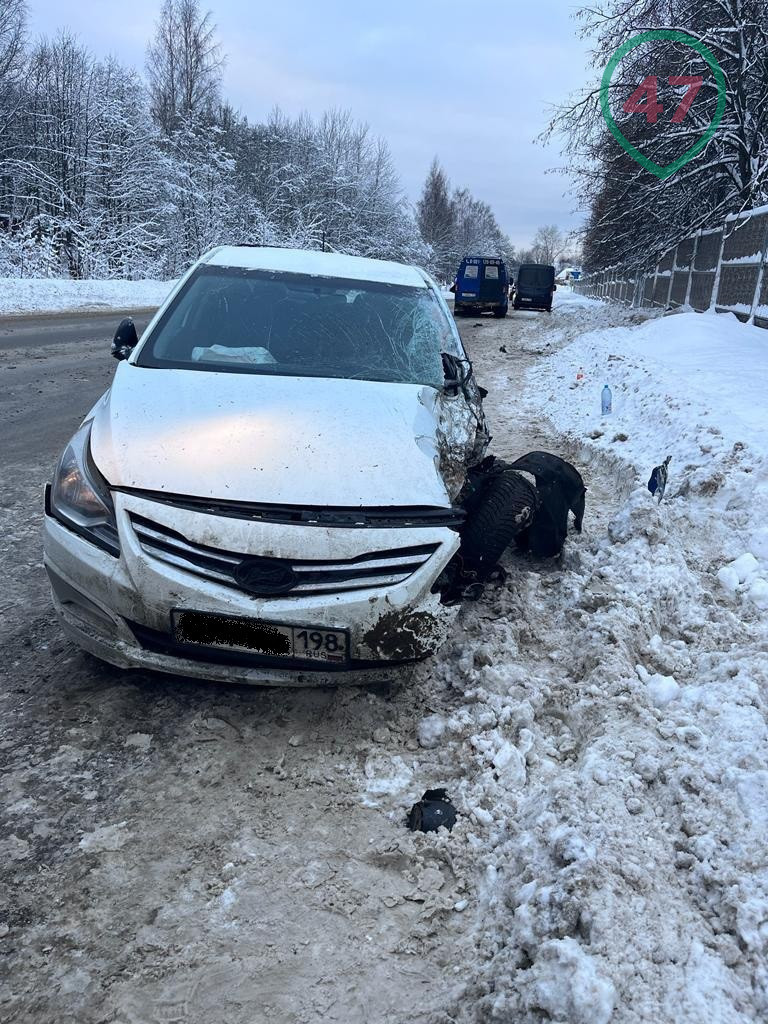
[600,31,726,179]
[624,75,703,124]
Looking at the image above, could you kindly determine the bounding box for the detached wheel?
[493,304,508,318]
[460,471,538,578]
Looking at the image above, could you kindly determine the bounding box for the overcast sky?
[25,0,593,249]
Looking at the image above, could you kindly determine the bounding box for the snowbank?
[553,288,599,310]
[491,305,768,1021]
[527,307,768,607]
[533,308,768,459]
[0,277,175,315]
[358,303,768,1022]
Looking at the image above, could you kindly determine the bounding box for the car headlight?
[49,421,120,556]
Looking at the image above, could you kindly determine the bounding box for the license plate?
[172,610,348,663]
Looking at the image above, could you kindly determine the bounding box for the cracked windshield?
[138,268,448,387]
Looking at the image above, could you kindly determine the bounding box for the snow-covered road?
[1,293,766,1023]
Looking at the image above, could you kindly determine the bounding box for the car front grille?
[129,514,439,597]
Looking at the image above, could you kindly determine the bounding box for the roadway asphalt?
[0,307,159,645]
[0,308,156,352]
[0,309,156,465]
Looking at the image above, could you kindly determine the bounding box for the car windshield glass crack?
[137,266,448,388]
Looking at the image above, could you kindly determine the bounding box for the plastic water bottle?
[601,384,612,415]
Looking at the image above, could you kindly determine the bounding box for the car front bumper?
[43,490,460,687]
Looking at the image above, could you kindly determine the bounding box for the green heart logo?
[600,30,726,180]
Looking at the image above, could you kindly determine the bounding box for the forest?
[0,0,512,281]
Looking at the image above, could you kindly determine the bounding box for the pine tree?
[416,158,456,280]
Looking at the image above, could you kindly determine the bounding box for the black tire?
[460,471,538,578]
[493,304,508,318]
[513,300,520,311]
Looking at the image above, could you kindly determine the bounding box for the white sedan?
[43,246,490,686]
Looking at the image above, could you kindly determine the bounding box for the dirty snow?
[434,297,768,1022]
[0,276,174,315]
[417,713,448,749]
[347,294,768,1022]
[3,289,767,1023]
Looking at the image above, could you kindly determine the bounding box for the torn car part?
[511,451,587,558]
[407,789,458,833]
[648,456,671,502]
[509,451,586,532]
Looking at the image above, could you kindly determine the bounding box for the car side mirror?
[442,352,472,395]
[111,318,138,360]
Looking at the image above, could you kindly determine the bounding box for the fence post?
[684,231,700,307]
[665,247,677,308]
[709,227,728,312]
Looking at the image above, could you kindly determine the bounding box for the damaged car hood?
[90,365,457,507]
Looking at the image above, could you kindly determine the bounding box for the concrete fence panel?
[722,213,768,262]
[670,271,690,307]
[675,236,695,269]
[689,272,716,311]
[717,264,761,311]
[658,249,675,273]
[652,273,670,307]
[757,272,768,325]
[695,229,723,270]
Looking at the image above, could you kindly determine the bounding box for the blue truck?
[452,257,509,318]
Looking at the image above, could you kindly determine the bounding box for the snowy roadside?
[349,297,768,1023]
[3,285,766,1022]
[463,301,768,1021]
[0,277,175,316]
[528,305,768,605]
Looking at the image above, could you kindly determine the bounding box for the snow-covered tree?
[548,0,768,269]
[531,224,567,265]
[0,1,507,280]
[416,158,456,280]
[146,0,223,136]
[451,187,514,265]
[0,0,25,102]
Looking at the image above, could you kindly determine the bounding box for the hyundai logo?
[234,557,298,595]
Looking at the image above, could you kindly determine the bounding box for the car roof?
[203,246,429,289]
